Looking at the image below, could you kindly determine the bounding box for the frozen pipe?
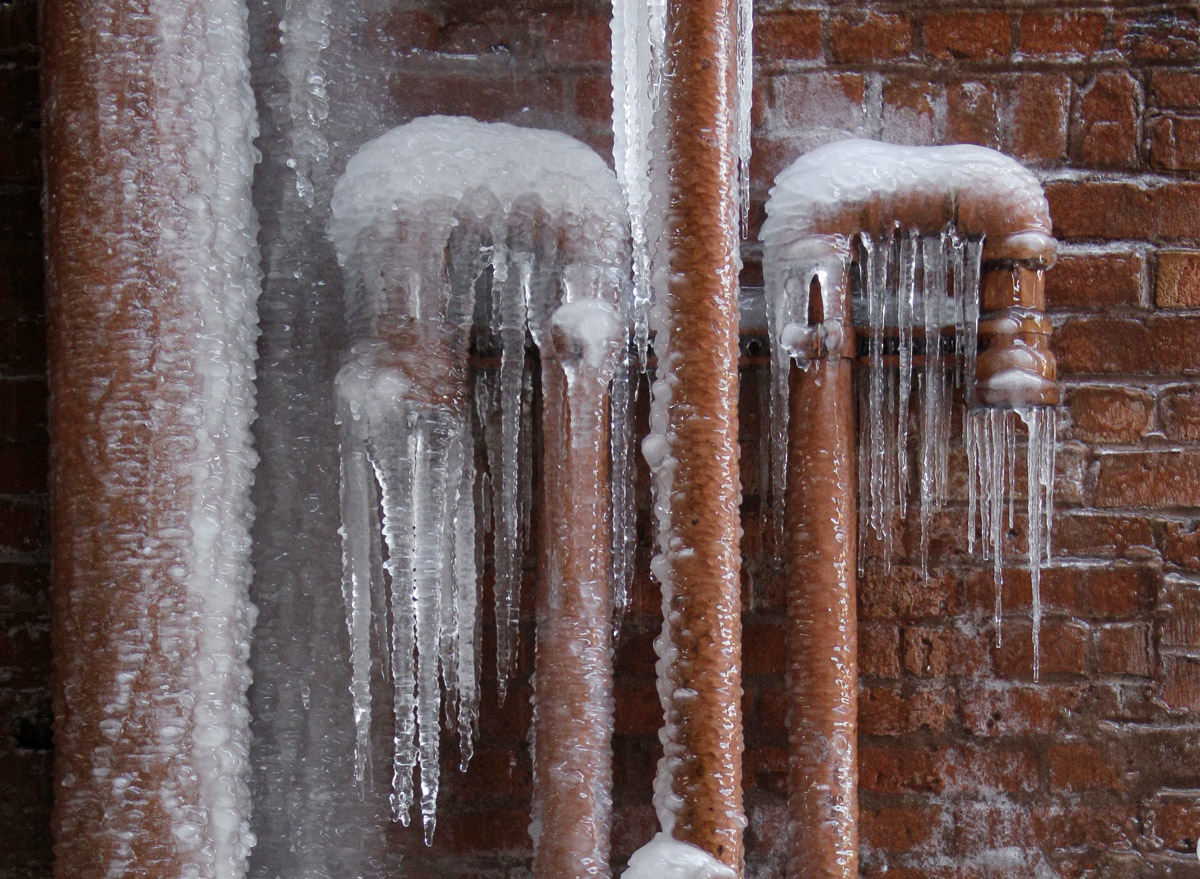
[534,299,626,879]
[779,270,859,879]
[630,0,746,874]
[328,117,630,851]
[43,0,261,875]
[762,140,1059,879]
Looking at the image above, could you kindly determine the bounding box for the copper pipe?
[43,0,258,875]
[784,287,858,879]
[533,302,625,879]
[644,0,745,869]
[975,265,1059,408]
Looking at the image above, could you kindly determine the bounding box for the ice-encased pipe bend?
[761,139,1061,879]
[327,116,631,854]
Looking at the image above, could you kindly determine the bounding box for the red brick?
[882,78,940,146]
[0,66,37,121]
[1157,250,1200,307]
[1044,249,1146,310]
[859,621,901,677]
[0,377,45,435]
[574,74,613,125]
[1009,73,1069,163]
[613,683,661,735]
[0,499,43,553]
[1096,623,1154,677]
[859,684,954,735]
[902,624,988,678]
[859,566,956,620]
[1164,520,1200,570]
[953,801,1039,852]
[860,745,944,794]
[744,743,788,793]
[743,619,785,674]
[1033,802,1138,850]
[946,80,1002,149]
[1160,653,1200,712]
[1118,8,1200,62]
[364,9,439,54]
[1146,792,1200,853]
[1048,742,1122,791]
[925,12,1012,62]
[992,620,1089,679]
[1095,451,1200,508]
[611,804,657,859]
[388,74,565,123]
[756,683,786,733]
[1075,71,1141,169]
[1053,316,1200,376]
[1149,115,1200,172]
[754,11,823,63]
[1151,71,1200,111]
[1161,581,1200,649]
[0,439,46,494]
[1019,11,1107,58]
[1065,386,1153,443]
[940,743,1040,794]
[544,14,610,64]
[861,803,946,853]
[436,808,531,854]
[829,12,913,64]
[959,681,1089,737]
[1044,564,1159,619]
[1051,512,1155,560]
[0,621,48,686]
[765,72,866,133]
[0,561,48,617]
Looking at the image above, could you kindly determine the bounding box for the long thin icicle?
[736,0,754,236]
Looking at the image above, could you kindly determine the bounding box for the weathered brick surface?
[11,1,1200,877]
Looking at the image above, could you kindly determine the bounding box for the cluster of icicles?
[768,227,1057,679]
[327,117,634,841]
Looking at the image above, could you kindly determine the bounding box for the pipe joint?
[975,264,1059,409]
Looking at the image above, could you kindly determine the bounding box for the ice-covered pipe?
[43,0,261,875]
[627,0,746,874]
[328,117,631,853]
[779,271,859,879]
[762,140,1059,879]
[533,299,626,879]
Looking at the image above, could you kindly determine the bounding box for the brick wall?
[0,0,51,874]
[10,1,1200,877]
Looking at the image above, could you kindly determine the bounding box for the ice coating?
[328,116,629,840]
[620,832,737,879]
[533,300,625,879]
[764,139,1059,679]
[610,0,666,364]
[760,139,1056,262]
[636,0,746,869]
[44,0,262,873]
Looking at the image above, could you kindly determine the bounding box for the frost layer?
[328,116,629,841]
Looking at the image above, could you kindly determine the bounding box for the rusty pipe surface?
[43,0,260,874]
[782,282,858,879]
[639,0,745,870]
[533,302,625,879]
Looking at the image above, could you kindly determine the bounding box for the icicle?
[369,414,418,826]
[610,0,666,365]
[896,231,917,517]
[336,410,376,788]
[864,233,888,555]
[610,350,637,628]
[736,0,754,237]
[494,253,527,703]
[918,234,946,578]
[453,449,479,769]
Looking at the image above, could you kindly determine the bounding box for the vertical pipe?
[534,301,624,879]
[645,0,744,869]
[783,284,858,879]
[43,0,260,875]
